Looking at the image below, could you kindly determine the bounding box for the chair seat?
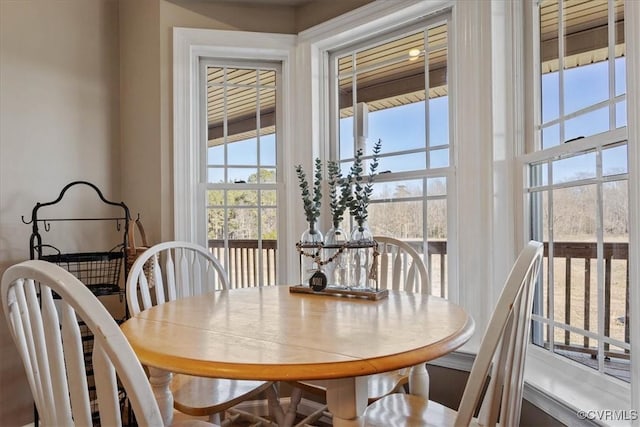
[364,393,484,427]
[172,374,272,416]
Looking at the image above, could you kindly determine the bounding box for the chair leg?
[208,412,222,425]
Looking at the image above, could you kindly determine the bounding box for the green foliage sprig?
[347,139,382,229]
[295,158,323,224]
[327,160,351,228]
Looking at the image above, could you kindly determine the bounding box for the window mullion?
[596,148,605,373]
[608,0,616,130]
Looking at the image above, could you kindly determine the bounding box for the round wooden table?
[121,285,474,426]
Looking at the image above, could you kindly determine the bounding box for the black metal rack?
[22,180,134,425]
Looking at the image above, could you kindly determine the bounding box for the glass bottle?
[299,221,323,285]
[350,222,373,289]
[324,224,348,288]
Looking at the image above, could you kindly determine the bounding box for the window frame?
[173,27,297,282]
[325,13,454,297]
[518,0,639,417]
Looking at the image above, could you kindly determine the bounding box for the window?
[524,0,630,382]
[328,15,452,297]
[202,61,281,287]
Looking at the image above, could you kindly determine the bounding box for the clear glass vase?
[299,221,323,285]
[324,225,348,288]
[349,223,373,289]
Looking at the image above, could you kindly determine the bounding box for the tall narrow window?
[524,0,629,381]
[329,14,452,297]
[203,61,280,287]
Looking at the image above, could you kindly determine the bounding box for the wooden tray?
[289,285,388,301]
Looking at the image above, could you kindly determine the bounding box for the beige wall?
[0,0,121,424]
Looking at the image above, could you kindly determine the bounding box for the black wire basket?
[39,245,124,296]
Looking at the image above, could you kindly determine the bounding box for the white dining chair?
[1,260,216,427]
[364,240,544,427]
[375,235,430,294]
[126,241,273,423]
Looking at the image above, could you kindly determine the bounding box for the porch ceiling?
[208,0,625,145]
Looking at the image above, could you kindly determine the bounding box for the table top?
[121,285,474,381]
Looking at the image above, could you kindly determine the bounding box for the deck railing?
[542,241,630,359]
[208,239,278,287]
[206,238,629,360]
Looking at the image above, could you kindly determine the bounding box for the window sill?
[429,347,633,426]
[524,346,633,426]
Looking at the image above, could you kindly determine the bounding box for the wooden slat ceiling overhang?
[207,0,625,145]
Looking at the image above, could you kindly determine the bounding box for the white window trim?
[173,27,297,283]
[513,0,639,418]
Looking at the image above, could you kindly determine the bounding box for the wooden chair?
[126,241,273,423]
[1,260,215,427]
[291,235,431,419]
[364,240,544,427]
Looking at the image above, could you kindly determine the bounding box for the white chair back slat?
[165,250,177,301]
[60,301,92,426]
[380,252,390,289]
[41,288,74,424]
[24,278,56,422]
[2,260,165,426]
[193,250,203,295]
[406,263,418,291]
[9,281,46,419]
[137,272,152,314]
[93,341,121,426]
[454,241,543,427]
[374,236,429,295]
[153,253,167,305]
[391,249,402,290]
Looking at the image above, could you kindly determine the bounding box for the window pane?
[429,148,449,168]
[207,190,224,206]
[227,168,256,183]
[227,190,257,207]
[427,177,447,197]
[369,102,425,152]
[542,71,560,123]
[552,152,596,184]
[616,101,627,128]
[228,208,258,239]
[261,208,277,239]
[208,167,224,184]
[429,96,449,147]
[542,124,560,149]
[565,107,609,142]
[258,168,276,184]
[207,208,225,240]
[563,62,608,116]
[228,138,257,166]
[260,133,276,166]
[208,144,224,165]
[261,190,277,207]
[602,144,628,176]
[370,179,423,200]
[369,200,423,238]
[378,152,426,173]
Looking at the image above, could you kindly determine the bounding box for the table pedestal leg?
[148,367,173,426]
[265,383,301,427]
[408,363,430,400]
[326,377,368,427]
